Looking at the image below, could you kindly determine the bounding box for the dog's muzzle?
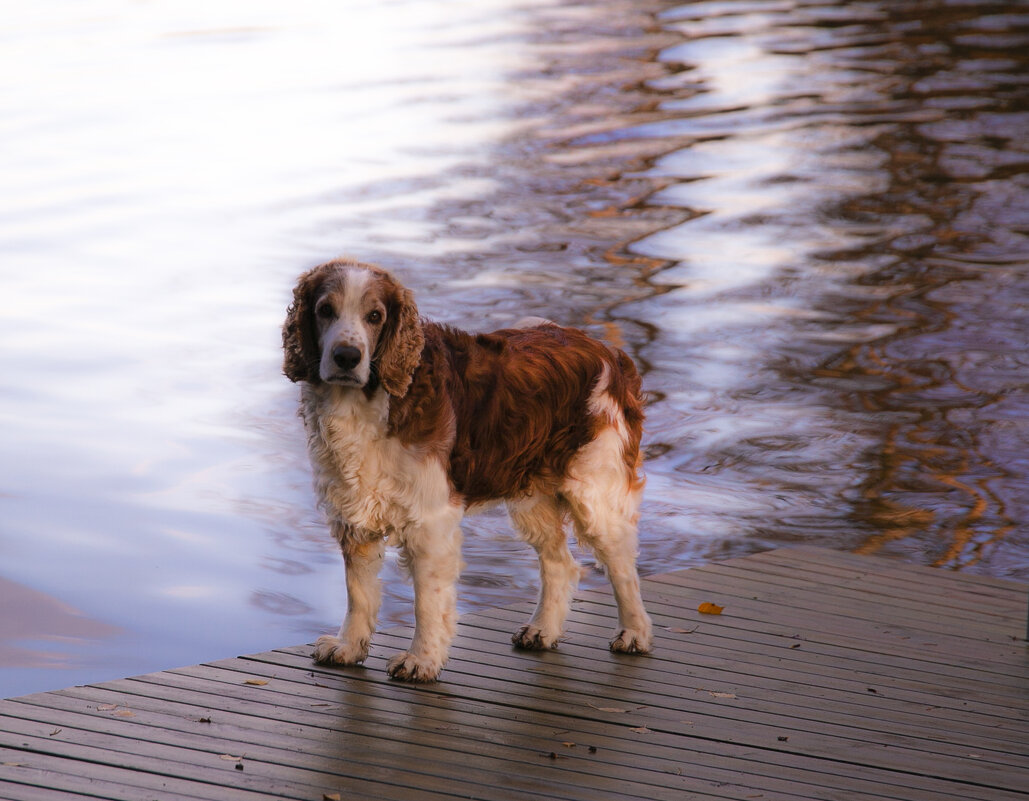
[332,345,362,371]
[323,344,365,385]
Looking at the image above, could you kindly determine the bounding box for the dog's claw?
[512,625,559,651]
[312,634,368,666]
[610,628,652,654]
[386,652,442,682]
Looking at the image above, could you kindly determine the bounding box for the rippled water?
[2,0,1026,697]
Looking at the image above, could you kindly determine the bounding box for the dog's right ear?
[282,267,325,384]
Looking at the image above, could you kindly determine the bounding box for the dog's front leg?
[387,510,463,682]
[314,533,385,666]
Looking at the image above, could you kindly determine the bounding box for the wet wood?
[1,547,1027,801]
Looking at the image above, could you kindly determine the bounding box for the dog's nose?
[332,345,362,371]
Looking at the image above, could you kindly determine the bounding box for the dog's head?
[282,259,424,397]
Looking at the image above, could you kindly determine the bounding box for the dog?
[282,258,652,681]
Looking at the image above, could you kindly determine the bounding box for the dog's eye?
[366,310,383,325]
[316,303,336,320]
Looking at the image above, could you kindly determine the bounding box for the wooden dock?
[1,546,1026,800]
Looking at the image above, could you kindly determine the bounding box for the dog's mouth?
[325,373,364,387]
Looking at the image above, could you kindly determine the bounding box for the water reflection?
[416,0,1028,581]
[1,0,1026,697]
[0,577,122,698]
[631,0,1029,572]
[0,0,537,697]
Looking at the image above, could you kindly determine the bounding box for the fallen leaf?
[219,754,242,762]
[698,602,724,615]
[96,704,118,712]
[708,692,736,699]
[198,717,212,724]
[561,742,576,748]
[587,702,629,713]
[243,679,269,686]
[3,762,23,767]
[629,726,650,734]
[48,728,61,737]
[114,710,135,718]
[665,626,698,634]
[324,794,342,801]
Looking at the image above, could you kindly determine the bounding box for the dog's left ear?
[376,273,424,398]
[282,267,326,383]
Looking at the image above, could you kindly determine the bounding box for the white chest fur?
[302,386,452,539]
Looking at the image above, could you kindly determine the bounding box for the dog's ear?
[282,267,326,384]
[375,273,424,398]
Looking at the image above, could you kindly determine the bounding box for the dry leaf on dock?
[587,702,629,713]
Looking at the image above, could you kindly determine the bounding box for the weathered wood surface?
[1,546,1026,800]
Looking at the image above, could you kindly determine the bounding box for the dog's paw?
[313,634,368,666]
[511,624,560,651]
[610,628,652,655]
[386,651,443,682]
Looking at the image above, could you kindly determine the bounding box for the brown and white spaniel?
[283,258,652,682]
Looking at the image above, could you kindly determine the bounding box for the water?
[1,0,1026,698]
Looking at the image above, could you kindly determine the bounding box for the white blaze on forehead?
[327,268,374,350]
[319,266,377,383]
[339,267,373,321]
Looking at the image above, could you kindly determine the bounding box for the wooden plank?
[4,654,996,798]
[354,637,1029,774]
[0,687,825,801]
[761,547,1025,596]
[0,710,654,801]
[455,611,1029,745]
[734,549,1024,612]
[474,601,1028,713]
[203,645,1026,792]
[671,558,1024,631]
[641,571,1022,658]
[0,741,274,801]
[662,561,1022,634]
[19,659,1005,801]
[2,547,1027,801]
[12,679,752,801]
[542,597,1024,709]
[632,584,1026,683]
[0,774,106,801]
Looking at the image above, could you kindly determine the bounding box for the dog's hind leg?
[507,495,579,650]
[563,428,652,654]
[314,531,385,666]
